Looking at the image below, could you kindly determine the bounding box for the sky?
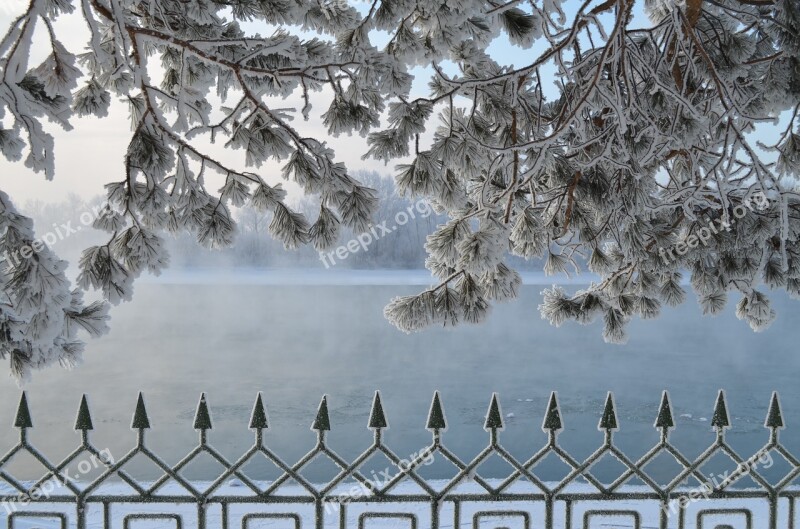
[0,0,784,208]
[0,1,415,205]
[0,0,584,206]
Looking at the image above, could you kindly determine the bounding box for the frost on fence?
[0,390,797,529]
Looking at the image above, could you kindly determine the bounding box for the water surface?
[0,271,797,486]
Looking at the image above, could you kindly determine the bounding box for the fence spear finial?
[655,391,674,430]
[368,391,388,430]
[14,391,32,429]
[426,391,446,431]
[542,391,563,432]
[131,392,150,430]
[599,392,618,431]
[765,391,784,430]
[75,394,93,431]
[194,393,213,430]
[712,389,730,431]
[484,393,503,431]
[249,393,268,430]
[312,395,330,431]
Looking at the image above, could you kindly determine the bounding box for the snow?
[0,480,785,528]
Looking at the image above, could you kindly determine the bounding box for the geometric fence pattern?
[0,390,797,529]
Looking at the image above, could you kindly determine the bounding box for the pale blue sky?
[0,0,787,207]
[0,1,592,204]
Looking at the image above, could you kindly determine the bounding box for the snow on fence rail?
[0,390,797,529]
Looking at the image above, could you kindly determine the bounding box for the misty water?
[1,270,799,488]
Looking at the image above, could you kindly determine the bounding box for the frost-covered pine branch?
[0,192,109,380]
[0,0,798,379]
[374,0,800,341]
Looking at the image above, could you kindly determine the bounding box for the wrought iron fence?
[0,390,796,529]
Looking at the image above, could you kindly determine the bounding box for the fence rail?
[0,390,797,529]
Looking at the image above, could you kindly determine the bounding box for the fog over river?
[0,270,797,486]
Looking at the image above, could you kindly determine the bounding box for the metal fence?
[0,390,796,529]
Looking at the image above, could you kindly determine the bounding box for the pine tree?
[0,0,798,377]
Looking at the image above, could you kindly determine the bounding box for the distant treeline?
[22,171,544,271]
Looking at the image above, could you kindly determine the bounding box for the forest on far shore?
[22,171,546,272]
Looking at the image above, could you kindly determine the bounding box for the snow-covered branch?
[0,0,798,378]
